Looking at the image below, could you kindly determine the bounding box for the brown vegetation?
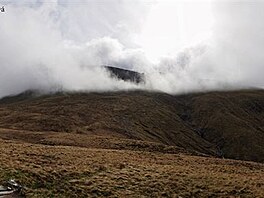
[0,139,263,197]
[0,89,264,161]
[0,89,264,197]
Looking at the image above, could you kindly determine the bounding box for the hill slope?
[0,89,264,162]
[0,139,263,197]
[180,90,264,162]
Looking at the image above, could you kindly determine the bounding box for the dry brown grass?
[0,90,264,162]
[0,138,263,197]
[0,90,264,197]
[0,128,188,155]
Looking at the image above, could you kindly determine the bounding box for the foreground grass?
[0,139,263,197]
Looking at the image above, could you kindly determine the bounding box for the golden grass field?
[0,135,264,197]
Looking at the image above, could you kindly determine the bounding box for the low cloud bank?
[0,0,263,98]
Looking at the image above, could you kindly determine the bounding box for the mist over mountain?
[104,66,145,84]
[1,1,264,197]
[0,0,264,98]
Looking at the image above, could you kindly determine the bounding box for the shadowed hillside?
[0,89,263,162]
[104,66,145,84]
[179,90,264,162]
[0,89,264,197]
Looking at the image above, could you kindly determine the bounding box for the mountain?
[0,89,264,197]
[0,89,263,162]
[104,66,145,84]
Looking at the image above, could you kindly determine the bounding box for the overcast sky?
[0,0,263,97]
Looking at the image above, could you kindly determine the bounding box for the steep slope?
[0,91,217,156]
[179,90,264,162]
[0,89,264,162]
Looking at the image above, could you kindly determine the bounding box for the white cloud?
[0,0,263,98]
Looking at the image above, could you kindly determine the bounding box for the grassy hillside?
[0,91,218,156]
[0,90,264,162]
[0,89,264,197]
[179,90,264,162]
[0,139,263,197]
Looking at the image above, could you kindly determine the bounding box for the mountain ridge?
[0,89,263,162]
